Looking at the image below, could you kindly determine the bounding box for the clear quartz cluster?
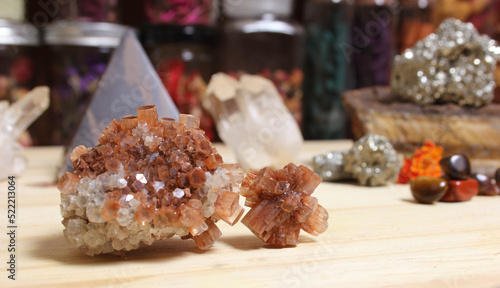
[202,73,303,171]
[58,106,245,256]
[240,163,328,246]
[312,134,401,186]
[0,86,49,180]
[392,18,500,108]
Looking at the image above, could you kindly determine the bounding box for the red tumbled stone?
[440,178,479,202]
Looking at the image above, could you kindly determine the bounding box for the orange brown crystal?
[58,106,244,255]
[240,163,329,247]
[57,172,81,195]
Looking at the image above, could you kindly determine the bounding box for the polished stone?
[440,178,479,202]
[410,176,448,204]
[471,173,498,196]
[495,168,500,188]
[439,154,471,180]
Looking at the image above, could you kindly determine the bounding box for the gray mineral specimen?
[392,18,500,108]
[312,134,401,186]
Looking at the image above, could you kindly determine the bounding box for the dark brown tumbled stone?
[471,173,498,196]
[495,168,500,188]
[410,176,448,204]
[439,154,471,180]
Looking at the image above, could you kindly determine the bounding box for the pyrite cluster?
[392,18,500,108]
[313,134,401,186]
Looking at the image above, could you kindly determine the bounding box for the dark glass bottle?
[351,0,396,88]
[302,0,352,139]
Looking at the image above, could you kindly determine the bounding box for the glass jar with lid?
[143,0,214,25]
[0,19,41,145]
[58,0,122,23]
[141,24,216,140]
[218,0,305,125]
[44,21,129,145]
[0,19,39,103]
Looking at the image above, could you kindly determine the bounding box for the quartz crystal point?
[392,18,500,108]
[203,73,303,171]
[240,163,328,246]
[58,106,245,256]
[312,134,401,186]
[0,86,49,180]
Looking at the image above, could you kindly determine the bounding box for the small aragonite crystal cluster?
[57,105,244,256]
[240,163,328,246]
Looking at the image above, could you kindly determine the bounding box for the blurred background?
[0,0,499,146]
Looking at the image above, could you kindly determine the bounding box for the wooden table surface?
[1,141,500,288]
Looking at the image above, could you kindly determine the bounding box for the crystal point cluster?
[58,106,244,256]
[203,73,303,171]
[240,163,328,246]
[313,134,401,186]
[392,18,500,108]
[0,86,49,180]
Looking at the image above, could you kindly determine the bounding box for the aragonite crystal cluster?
[312,134,400,186]
[240,163,328,246]
[57,106,245,256]
[392,18,500,107]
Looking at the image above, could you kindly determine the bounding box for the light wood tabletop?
[1,141,499,288]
